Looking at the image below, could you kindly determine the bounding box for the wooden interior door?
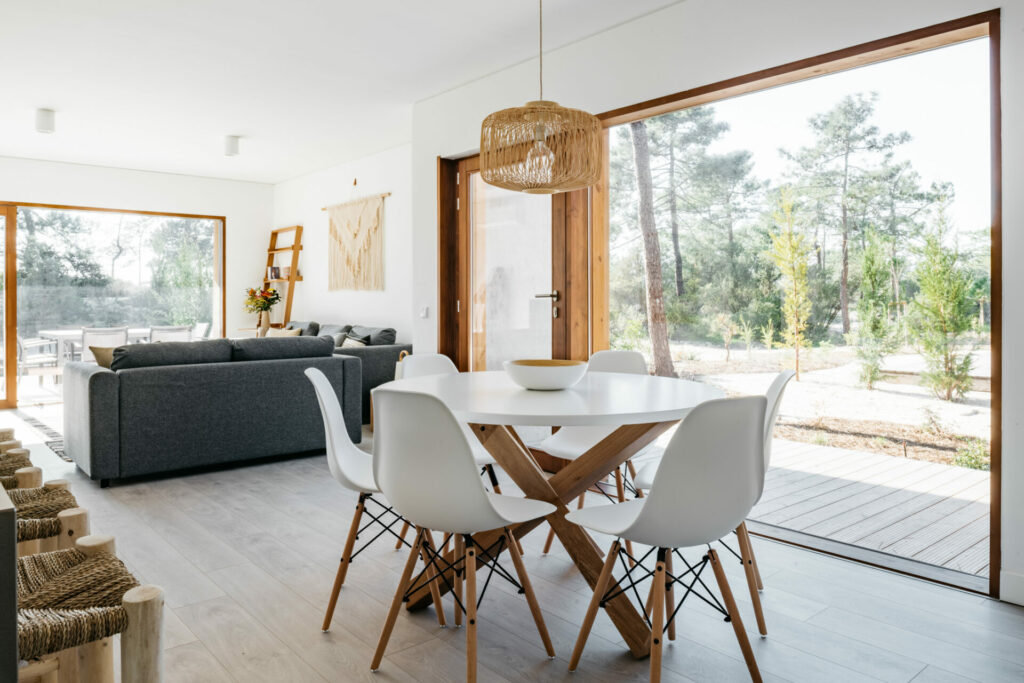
[438,155,589,370]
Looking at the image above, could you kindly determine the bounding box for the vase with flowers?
[245,287,281,337]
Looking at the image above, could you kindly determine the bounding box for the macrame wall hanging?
[323,191,389,291]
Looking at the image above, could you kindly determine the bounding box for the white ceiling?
[0,0,678,184]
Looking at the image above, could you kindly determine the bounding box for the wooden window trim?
[0,201,227,408]
[589,10,1002,597]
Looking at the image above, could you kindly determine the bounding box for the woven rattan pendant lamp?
[480,0,600,194]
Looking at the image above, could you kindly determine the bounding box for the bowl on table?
[503,359,588,391]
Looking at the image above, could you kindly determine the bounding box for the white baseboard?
[1000,569,1024,606]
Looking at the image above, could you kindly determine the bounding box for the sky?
[704,38,991,237]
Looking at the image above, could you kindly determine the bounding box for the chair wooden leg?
[708,549,762,683]
[420,531,447,628]
[15,466,42,489]
[650,550,667,683]
[568,540,620,672]
[664,551,676,641]
[454,534,464,628]
[395,521,410,550]
[504,529,555,657]
[323,493,366,632]
[484,464,503,495]
[614,470,635,561]
[121,585,164,683]
[736,524,767,636]
[371,529,424,671]
[77,535,117,683]
[737,521,764,590]
[465,535,478,683]
[625,460,644,498]
[543,493,584,555]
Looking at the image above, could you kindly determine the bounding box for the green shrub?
[953,439,990,471]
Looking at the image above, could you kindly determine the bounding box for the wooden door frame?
[437,155,589,370]
[0,201,227,409]
[589,10,1002,596]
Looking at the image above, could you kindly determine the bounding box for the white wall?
[271,144,414,341]
[409,0,1024,603]
[0,156,273,334]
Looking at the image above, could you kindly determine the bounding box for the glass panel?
[606,39,991,579]
[469,173,553,371]
[16,207,222,403]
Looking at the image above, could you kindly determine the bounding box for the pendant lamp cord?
[538,0,543,100]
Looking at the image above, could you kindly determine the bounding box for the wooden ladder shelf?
[264,225,303,326]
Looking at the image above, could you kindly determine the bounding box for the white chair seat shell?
[632,460,657,491]
[565,500,645,538]
[486,493,556,527]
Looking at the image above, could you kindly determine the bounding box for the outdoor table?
[37,328,152,365]
[376,369,725,658]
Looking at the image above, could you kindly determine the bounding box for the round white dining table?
[378,369,725,659]
[379,370,725,427]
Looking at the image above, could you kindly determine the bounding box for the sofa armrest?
[62,362,120,481]
[333,344,412,423]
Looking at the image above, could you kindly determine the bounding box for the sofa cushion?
[267,327,302,337]
[340,334,368,348]
[110,339,233,371]
[231,336,334,361]
[318,324,352,346]
[90,346,115,369]
[348,325,396,346]
[285,320,320,336]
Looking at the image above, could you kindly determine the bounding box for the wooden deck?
[752,440,990,577]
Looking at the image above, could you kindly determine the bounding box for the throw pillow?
[267,327,302,337]
[90,346,115,369]
[340,334,368,348]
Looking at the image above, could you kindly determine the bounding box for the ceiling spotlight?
[35,109,55,134]
[224,135,240,157]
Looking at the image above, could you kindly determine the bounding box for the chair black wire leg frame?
[371,526,555,681]
[570,541,762,682]
[322,492,412,632]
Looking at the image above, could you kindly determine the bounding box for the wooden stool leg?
[76,536,117,683]
[57,508,89,551]
[395,521,410,550]
[568,540,620,672]
[465,536,478,683]
[664,551,676,641]
[371,529,424,671]
[504,530,555,657]
[323,493,366,632]
[737,522,764,590]
[650,549,667,683]
[121,585,164,683]
[709,549,762,683]
[736,524,767,636]
[454,534,464,628]
[420,531,447,628]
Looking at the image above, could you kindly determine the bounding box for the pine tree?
[769,188,811,380]
[911,202,973,401]
[853,230,894,389]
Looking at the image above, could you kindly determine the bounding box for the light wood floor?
[752,441,990,576]
[9,413,1024,682]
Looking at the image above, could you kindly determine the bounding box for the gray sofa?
[63,336,361,486]
[286,320,412,423]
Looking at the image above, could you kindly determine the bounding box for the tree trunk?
[839,151,852,334]
[667,133,684,297]
[630,121,675,378]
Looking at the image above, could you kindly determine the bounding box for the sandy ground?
[672,344,991,440]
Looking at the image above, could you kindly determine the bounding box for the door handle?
[534,290,559,301]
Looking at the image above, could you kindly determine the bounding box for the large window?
[605,37,993,586]
[6,204,223,404]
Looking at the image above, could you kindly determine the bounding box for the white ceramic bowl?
[503,359,588,391]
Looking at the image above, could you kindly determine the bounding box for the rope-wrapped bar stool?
[16,535,165,683]
[0,448,35,491]
[9,482,89,557]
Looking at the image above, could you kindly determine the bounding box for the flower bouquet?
[245,287,281,336]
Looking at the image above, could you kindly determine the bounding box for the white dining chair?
[80,327,129,362]
[149,325,192,342]
[370,387,557,682]
[192,321,211,339]
[567,396,767,682]
[631,369,795,637]
[305,368,414,633]
[534,349,649,555]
